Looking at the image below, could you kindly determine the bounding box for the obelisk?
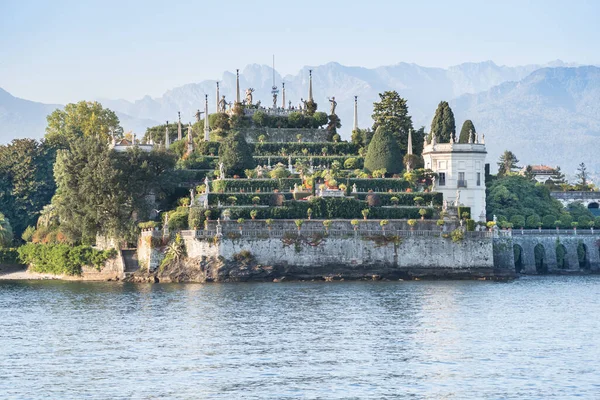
[281,82,286,109]
[165,121,170,150]
[236,69,240,104]
[308,69,313,102]
[216,82,220,113]
[204,95,210,141]
[177,111,182,141]
[353,96,358,131]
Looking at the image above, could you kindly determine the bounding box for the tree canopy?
[458,120,476,143]
[429,101,456,143]
[45,101,123,148]
[364,126,403,174]
[53,136,176,243]
[0,212,14,248]
[497,150,520,176]
[371,91,413,150]
[486,175,564,222]
[218,132,255,177]
[0,139,56,239]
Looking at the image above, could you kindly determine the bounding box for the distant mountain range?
[1,60,598,174]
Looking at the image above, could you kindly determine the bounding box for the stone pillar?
[216,82,220,114]
[282,82,286,109]
[204,95,210,141]
[353,95,358,131]
[177,111,182,141]
[308,69,313,102]
[187,123,194,155]
[236,69,240,104]
[165,121,170,150]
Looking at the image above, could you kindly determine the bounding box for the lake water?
[1,277,599,399]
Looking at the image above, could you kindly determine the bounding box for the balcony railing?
[457,180,467,188]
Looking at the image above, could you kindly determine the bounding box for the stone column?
[308,69,313,102]
[236,69,240,104]
[216,82,220,114]
[406,129,413,172]
[204,95,210,141]
[281,82,286,109]
[177,111,182,141]
[353,95,358,131]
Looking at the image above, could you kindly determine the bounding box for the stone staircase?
[121,249,140,275]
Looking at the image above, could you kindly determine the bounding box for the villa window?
[439,172,446,186]
[477,172,481,186]
[458,172,467,188]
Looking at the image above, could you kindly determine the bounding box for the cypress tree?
[218,132,255,177]
[429,101,456,143]
[364,126,403,174]
[458,120,476,143]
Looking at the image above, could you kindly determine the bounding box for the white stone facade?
[422,142,487,221]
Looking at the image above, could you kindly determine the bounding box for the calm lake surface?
[1,277,599,399]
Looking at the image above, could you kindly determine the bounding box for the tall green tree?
[497,150,520,176]
[0,139,56,239]
[45,101,123,148]
[429,101,456,143]
[371,91,414,152]
[143,122,180,145]
[53,136,176,243]
[0,212,14,248]
[576,162,589,190]
[458,120,476,143]
[218,132,255,177]
[326,114,341,141]
[364,126,403,174]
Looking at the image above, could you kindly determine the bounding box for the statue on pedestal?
[218,96,227,113]
[245,88,254,105]
[204,176,210,194]
[328,96,337,115]
[352,183,357,193]
[468,129,474,144]
[195,109,202,123]
[273,92,278,109]
[219,162,225,180]
[189,188,195,205]
[454,190,461,207]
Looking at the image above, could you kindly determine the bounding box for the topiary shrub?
[364,126,403,174]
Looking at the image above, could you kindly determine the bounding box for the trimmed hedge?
[17,244,116,276]
[211,178,302,193]
[368,207,434,220]
[252,142,359,156]
[254,156,364,169]
[345,178,409,192]
[208,193,293,206]
[354,192,443,206]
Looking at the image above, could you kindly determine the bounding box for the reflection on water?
[1,277,599,399]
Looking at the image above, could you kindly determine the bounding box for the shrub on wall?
[210,178,302,193]
[346,178,409,193]
[0,248,19,264]
[252,142,358,156]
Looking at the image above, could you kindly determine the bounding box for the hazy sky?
[1,0,599,104]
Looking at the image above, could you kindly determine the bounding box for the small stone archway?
[513,244,524,273]
[577,242,590,269]
[588,202,600,217]
[556,242,568,270]
[534,243,548,274]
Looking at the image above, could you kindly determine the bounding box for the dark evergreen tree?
[371,91,413,152]
[497,150,520,176]
[458,120,476,143]
[305,100,317,116]
[218,132,255,177]
[576,162,589,190]
[364,126,403,174]
[429,101,456,143]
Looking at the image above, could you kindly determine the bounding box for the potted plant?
[391,196,399,206]
[437,219,445,231]
[307,208,313,220]
[323,220,332,233]
[361,209,370,220]
[407,219,417,231]
[555,220,561,232]
[538,222,543,232]
[252,196,261,205]
[258,134,266,144]
[237,218,245,232]
[486,221,496,231]
[419,208,427,220]
[297,134,302,143]
[321,147,328,156]
[227,196,237,206]
[250,210,258,220]
[572,221,578,233]
[351,219,359,231]
[414,196,424,206]
[294,219,304,232]
[223,209,231,220]
[265,218,274,231]
[380,219,389,234]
